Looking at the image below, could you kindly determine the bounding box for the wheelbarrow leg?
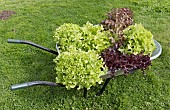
[96,78,111,96]
[83,88,87,98]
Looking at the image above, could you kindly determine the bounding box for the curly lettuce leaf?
[53,22,111,53]
[118,23,156,56]
[54,50,107,90]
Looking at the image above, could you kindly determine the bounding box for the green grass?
[0,0,170,109]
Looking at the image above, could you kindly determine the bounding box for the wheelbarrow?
[7,39,162,97]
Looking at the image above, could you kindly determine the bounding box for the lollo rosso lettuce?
[101,8,133,35]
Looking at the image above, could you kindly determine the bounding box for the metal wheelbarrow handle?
[11,81,64,90]
[10,81,88,97]
[7,39,59,55]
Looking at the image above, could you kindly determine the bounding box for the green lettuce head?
[118,23,156,56]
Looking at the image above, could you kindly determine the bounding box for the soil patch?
[0,10,16,20]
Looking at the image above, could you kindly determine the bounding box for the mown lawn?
[0,0,170,109]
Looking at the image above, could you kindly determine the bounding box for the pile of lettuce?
[101,8,156,75]
[53,22,111,90]
[53,8,156,90]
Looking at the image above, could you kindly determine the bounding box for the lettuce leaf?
[118,23,156,56]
